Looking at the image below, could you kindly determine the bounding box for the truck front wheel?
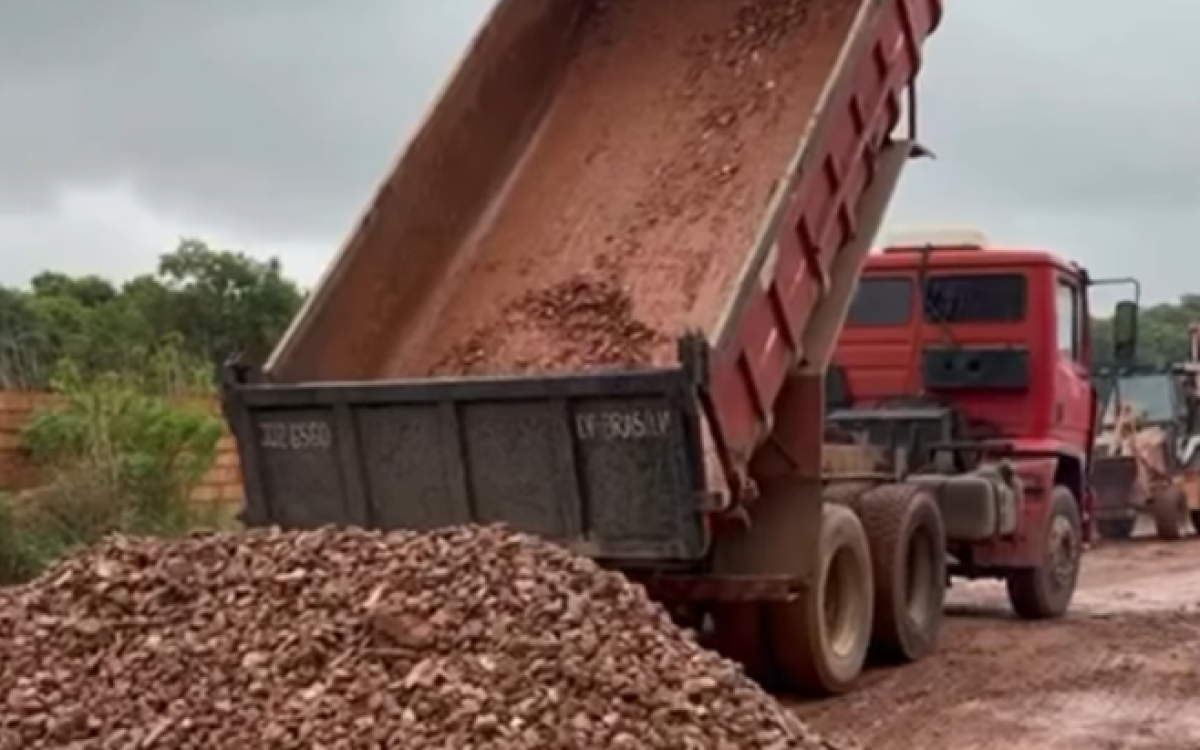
[1006,486,1081,620]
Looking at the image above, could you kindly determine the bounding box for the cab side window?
[1055,279,1080,360]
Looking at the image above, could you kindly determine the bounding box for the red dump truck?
[223,0,959,695]
[834,230,1137,612]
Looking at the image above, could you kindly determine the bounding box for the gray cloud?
[890,0,1200,303]
[0,1,1197,304]
[0,0,495,243]
[903,0,1200,211]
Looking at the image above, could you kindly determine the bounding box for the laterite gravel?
[0,525,849,749]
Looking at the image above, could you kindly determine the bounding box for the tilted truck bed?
[224,0,943,565]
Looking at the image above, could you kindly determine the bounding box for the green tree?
[141,238,305,370]
[29,272,118,308]
[1091,294,1200,368]
[0,287,53,388]
[24,279,153,378]
[0,239,305,389]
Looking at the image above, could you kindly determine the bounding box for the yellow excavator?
[1091,322,1200,540]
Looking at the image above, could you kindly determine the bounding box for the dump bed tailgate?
[224,369,709,563]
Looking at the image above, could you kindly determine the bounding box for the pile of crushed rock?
[0,525,851,749]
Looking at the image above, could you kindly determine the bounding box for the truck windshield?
[923,274,1026,323]
[847,277,912,325]
[847,272,1027,326]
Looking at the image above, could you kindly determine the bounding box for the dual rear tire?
[839,484,947,663]
[709,501,874,695]
[710,482,946,695]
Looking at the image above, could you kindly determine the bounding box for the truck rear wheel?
[767,502,873,694]
[1006,486,1081,620]
[709,500,873,695]
[845,483,946,663]
[1153,488,1187,540]
[709,484,873,695]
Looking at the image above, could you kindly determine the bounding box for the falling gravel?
[373,0,858,378]
[0,526,849,749]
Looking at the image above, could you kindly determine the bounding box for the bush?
[0,342,226,583]
[0,492,39,583]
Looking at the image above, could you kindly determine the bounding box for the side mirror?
[1112,300,1138,365]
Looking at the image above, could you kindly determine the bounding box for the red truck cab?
[829,229,1132,605]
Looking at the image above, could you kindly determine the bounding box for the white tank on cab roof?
[880,227,990,251]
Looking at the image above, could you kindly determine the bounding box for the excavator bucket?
[1090,455,1140,540]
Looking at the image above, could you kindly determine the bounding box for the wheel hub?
[823,546,864,659]
[1048,514,1079,588]
[905,527,936,626]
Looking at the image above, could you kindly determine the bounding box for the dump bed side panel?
[224,372,709,563]
[266,0,584,382]
[706,0,943,468]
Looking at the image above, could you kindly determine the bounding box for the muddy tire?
[1096,517,1136,541]
[843,483,946,663]
[1006,486,1082,620]
[1153,488,1187,540]
[710,483,872,695]
[766,502,873,695]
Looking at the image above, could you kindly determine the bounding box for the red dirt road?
[791,537,1200,749]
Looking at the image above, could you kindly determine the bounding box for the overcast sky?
[0,1,1195,306]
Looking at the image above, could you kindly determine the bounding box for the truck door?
[1053,276,1091,450]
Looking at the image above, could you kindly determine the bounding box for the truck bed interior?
[269,0,860,383]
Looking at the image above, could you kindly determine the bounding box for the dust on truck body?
[222,0,943,695]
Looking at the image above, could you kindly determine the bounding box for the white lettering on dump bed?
[259,420,333,451]
[575,409,672,441]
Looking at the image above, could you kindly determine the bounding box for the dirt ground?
[791,531,1200,750]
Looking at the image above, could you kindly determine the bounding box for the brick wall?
[193,436,244,505]
[0,392,41,492]
[0,390,244,505]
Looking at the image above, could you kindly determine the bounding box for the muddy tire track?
[787,539,1200,749]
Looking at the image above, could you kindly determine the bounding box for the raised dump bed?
[269,0,921,383]
[227,0,942,577]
